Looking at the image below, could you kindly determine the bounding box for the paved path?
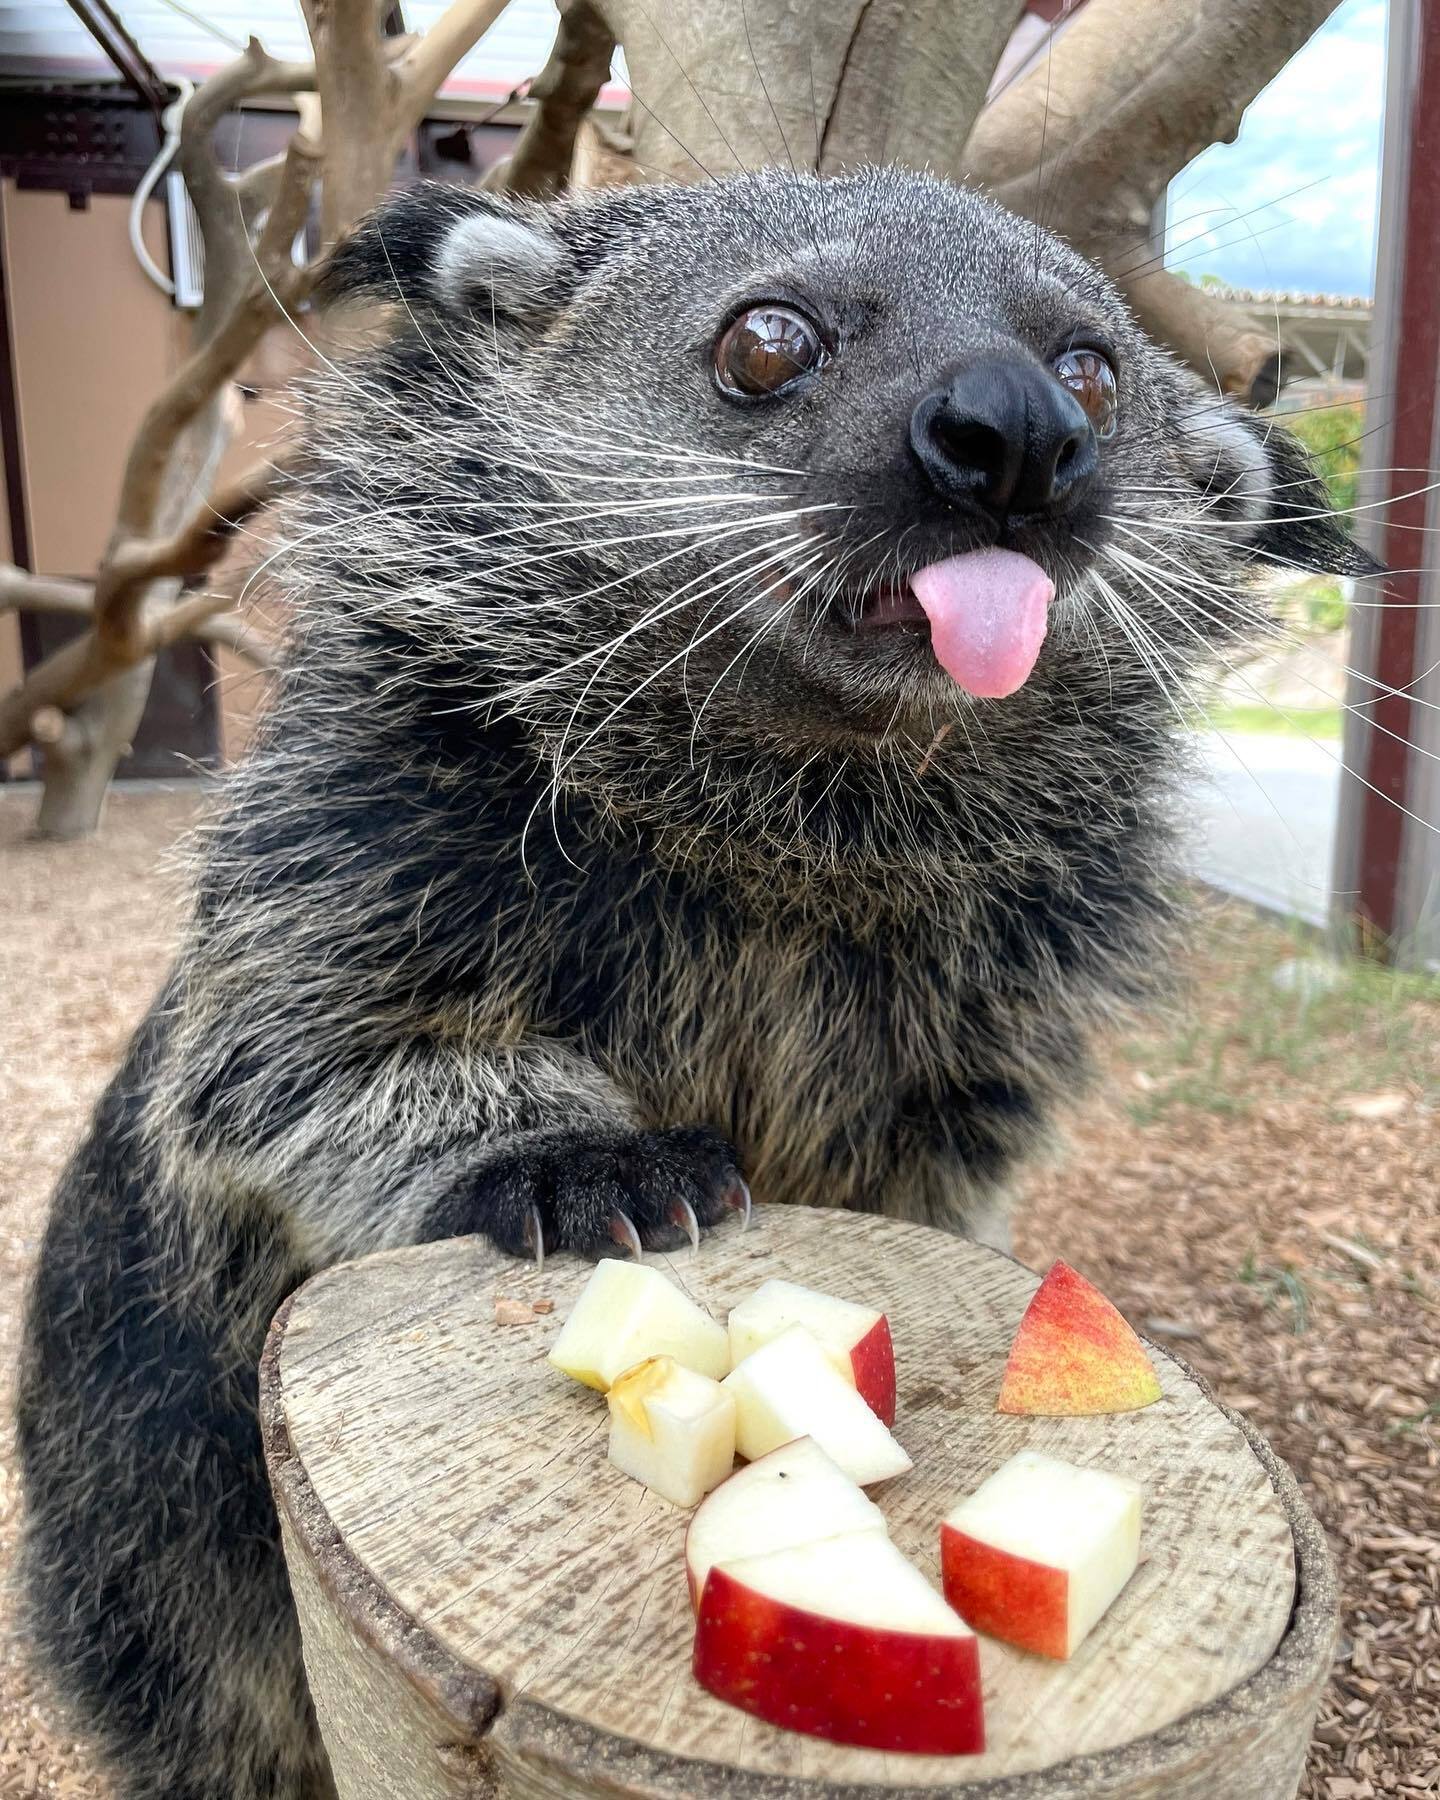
[1188,731,1342,925]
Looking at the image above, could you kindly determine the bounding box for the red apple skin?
[693,1568,984,1754]
[941,1524,1069,1660]
[848,1316,897,1427]
[997,1260,1162,1417]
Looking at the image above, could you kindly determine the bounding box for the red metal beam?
[1352,1,1440,942]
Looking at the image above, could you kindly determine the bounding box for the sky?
[1163,0,1385,299]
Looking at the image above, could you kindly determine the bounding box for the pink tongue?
[909,549,1055,698]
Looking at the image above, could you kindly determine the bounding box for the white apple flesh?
[941,1448,1143,1659]
[547,1260,729,1391]
[726,1278,896,1425]
[683,1436,888,1607]
[720,1325,911,1485]
[694,1530,984,1754]
[605,1357,736,1508]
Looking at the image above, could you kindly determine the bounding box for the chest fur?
[566,903,1018,1211]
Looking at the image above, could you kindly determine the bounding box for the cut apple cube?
[547,1260,729,1391]
[727,1278,896,1425]
[606,1357,736,1507]
[941,1448,1143,1659]
[720,1325,911,1486]
[694,1530,984,1754]
[997,1259,1162,1417]
[684,1436,888,1607]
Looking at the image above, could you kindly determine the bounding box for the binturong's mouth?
[846,548,1056,698]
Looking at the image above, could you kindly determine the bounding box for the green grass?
[1284,402,1365,517]
[1120,913,1440,1123]
[1388,1400,1440,1438]
[1237,1255,1312,1334]
[1204,703,1343,741]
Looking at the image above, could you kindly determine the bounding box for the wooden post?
[262,1209,1337,1799]
[1331,0,1440,964]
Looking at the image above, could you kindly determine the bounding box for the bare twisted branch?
[489,0,616,198]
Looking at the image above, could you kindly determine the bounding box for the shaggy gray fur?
[17,166,1369,1800]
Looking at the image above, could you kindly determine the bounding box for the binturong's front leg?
[417,1116,751,1265]
[396,1041,752,1264]
[163,1032,750,1271]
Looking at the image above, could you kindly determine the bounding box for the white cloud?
[1164,0,1385,297]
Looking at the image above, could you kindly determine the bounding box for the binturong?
[17,167,1377,1800]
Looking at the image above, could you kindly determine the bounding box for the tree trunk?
[263,1210,1336,1800]
[593,0,1025,187]
[31,390,231,841]
[304,0,401,240]
[33,662,155,840]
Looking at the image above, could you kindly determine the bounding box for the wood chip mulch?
[1016,894,1440,1800]
[2,792,1437,1797]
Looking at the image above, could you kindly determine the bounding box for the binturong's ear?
[1176,393,1385,579]
[317,183,574,322]
[1249,418,1387,578]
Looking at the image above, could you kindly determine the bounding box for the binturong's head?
[303,168,1375,862]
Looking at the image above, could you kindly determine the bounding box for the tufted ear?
[1247,416,1386,579]
[318,183,574,321]
[1175,393,1384,579]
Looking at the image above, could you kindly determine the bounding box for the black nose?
[909,360,1097,517]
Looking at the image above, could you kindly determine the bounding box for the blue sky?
[1164,0,1385,298]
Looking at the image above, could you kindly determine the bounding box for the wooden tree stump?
[260,1207,1336,1800]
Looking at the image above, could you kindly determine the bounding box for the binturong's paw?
[431,1124,750,1268]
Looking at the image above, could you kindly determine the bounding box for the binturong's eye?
[714,305,827,398]
[1051,347,1119,441]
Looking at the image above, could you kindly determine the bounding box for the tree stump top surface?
[267,1208,1311,1790]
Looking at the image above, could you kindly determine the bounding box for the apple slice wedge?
[694,1531,984,1754]
[606,1357,736,1507]
[547,1260,729,1391]
[941,1449,1143,1659]
[684,1436,888,1608]
[721,1325,911,1486]
[997,1260,1162,1416]
[727,1279,896,1425]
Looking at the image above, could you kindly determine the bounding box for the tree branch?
[570,113,639,189]
[489,0,614,198]
[0,634,121,759]
[182,38,319,153]
[0,570,281,758]
[0,447,291,757]
[176,37,319,289]
[0,569,95,616]
[96,457,289,639]
[2,25,361,819]
[109,128,318,562]
[958,0,1349,396]
[233,95,325,226]
[1119,263,1290,405]
[148,589,246,654]
[0,565,277,668]
[29,703,90,769]
[192,610,279,670]
[301,0,399,238]
[392,0,514,139]
[964,0,1348,252]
